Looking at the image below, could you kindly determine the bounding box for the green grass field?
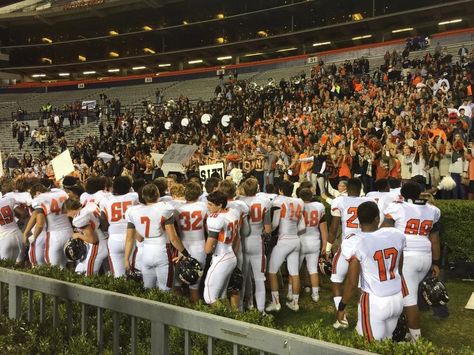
[270,278,474,353]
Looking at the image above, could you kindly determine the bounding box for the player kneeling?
[203,191,241,306]
[124,184,190,290]
[336,201,406,341]
[64,198,108,276]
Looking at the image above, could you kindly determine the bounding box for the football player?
[100,176,139,277]
[239,178,272,312]
[0,180,28,262]
[366,179,399,225]
[203,191,241,306]
[266,180,306,312]
[175,182,208,302]
[296,188,328,302]
[124,183,189,290]
[383,181,441,342]
[30,185,72,268]
[336,201,406,341]
[328,178,373,312]
[80,177,110,206]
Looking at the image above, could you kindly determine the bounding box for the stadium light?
[438,19,462,25]
[244,52,264,57]
[188,59,203,64]
[78,55,86,62]
[217,56,232,61]
[41,57,52,64]
[59,73,70,77]
[142,26,153,31]
[158,63,171,67]
[276,47,298,53]
[32,74,46,78]
[352,34,372,40]
[392,27,414,33]
[108,69,120,73]
[132,66,146,70]
[83,71,96,75]
[216,13,225,19]
[109,30,119,35]
[257,30,268,37]
[312,41,331,47]
[182,20,189,25]
[41,37,52,44]
[143,48,156,54]
[109,51,119,58]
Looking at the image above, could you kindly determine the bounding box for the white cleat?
[265,302,281,312]
[286,292,293,302]
[286,302,300,312]
[333,319,349,330]
[311,294,320,302]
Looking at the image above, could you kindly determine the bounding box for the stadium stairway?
[0,119,100,160]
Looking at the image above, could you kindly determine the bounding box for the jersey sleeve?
[330,197,342,217]
[383,202,400,221]
[207,215,225,234]
[73,209,92,229]
[162,205,175,224]
[32,196,47,214]
[125,207,134,225]
[433,206,441,224]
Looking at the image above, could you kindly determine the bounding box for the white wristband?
[326,242,333,253]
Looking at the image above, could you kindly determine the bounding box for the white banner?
[0,151,3,177]
[199,163,224,183]
[162,144,198,164]
[51,149,74,181]
[81,100,96,110]
[162,163,185,176]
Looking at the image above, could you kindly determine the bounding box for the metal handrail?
[0,267,371,355]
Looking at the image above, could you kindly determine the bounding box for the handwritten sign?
[51,149,74,181]
[199,163,225,182]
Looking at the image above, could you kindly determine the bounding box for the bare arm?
[336,258,361,323]
[32,212,45,241]
[124,225,136,271]
[23,211,38,243]
[73,225,98,244]
[165,223,186,255]
[429,229,441,277]
[319,220,329,255]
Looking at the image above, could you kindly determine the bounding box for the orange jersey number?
[373,247,398,282]
[346,207,359,228]
[110,201,133,222]
[0,206,14,225]
[180,211,203,231]
[404,219,433,236]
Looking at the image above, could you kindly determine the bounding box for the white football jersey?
[100,192,139,235]
[256,192,278,201]
[366,191,399,225]
[0,197,20,233]
[32,189,72,233]
[384,201,440,253]
[239,195,271,237]
[330,196,374,238]
[125,202,174,240]
[80,190,110,206]
[207,208,241,255]
[227,199,249,219]
[73,202,105,240]
[176,201,208,242]
[301,201,326,238]
[4,191,33,207]
[272,195,305,238]
[351,228,406,297]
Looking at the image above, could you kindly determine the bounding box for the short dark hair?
[388,177,401,189]
[401,181,421,201]
[63,198,82,211]
[85,177,105,194]
[205,177,220,194]
[279,180,294,197]
[347,178,362,196]
[298,188,313,202]
[265,184,276,194]
[30,183,48,197]
[357,201,379,225]
[113,176,132,195]
[185,182,202,202]
[219,180,236,199]
[374,179,389,192]
[153,177,168,196]
[142,183,159,203]
[207,191,227,209]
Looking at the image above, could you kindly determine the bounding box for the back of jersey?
[177,201,208,242]
[355,228,405,297]
[207,208,241,255]
[302,201,325,238]
[101,192,139,235]
[331,196,373,238]
[34,189,72,233]
[273,196,304,238]
[0,197,18,233]
[384,201,440,253]
[126,202,173,240]
[73,202,103,237]
[240,195,271,237]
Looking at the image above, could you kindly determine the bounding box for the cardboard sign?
[150,152,164,167]
[51,149,74,181]
[162,144,198,164]
[199,163,224,182]
[0,151,3,177]
[162,163,186,176]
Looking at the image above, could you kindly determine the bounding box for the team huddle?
[0,173,448,342]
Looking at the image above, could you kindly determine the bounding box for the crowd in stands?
[3,44,474,200]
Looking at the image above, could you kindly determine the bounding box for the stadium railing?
[0,267,370,355]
